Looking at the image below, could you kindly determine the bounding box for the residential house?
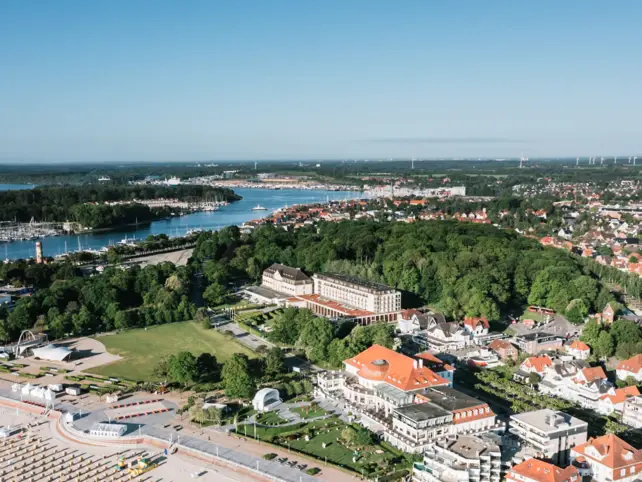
[415,352,455,386]
[488,339,518,361]
[506,459,579,482]
[617,354,642,383]
[463,317,490,337]
[515,355,553,382]
[570,434,642,482]
[597,386,641,416]
[414,321,472,353]
[601,303,616,324]
[509,410,588,465]
[398,309,445,334]
[412,434,501,482]
[565,340,590,360]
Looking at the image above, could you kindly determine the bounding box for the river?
[0,188,363,261]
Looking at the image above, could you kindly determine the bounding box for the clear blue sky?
[1,1,641,162]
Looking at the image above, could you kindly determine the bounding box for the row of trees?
[190,220,615,322]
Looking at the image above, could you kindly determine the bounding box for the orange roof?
[344,344,450,392]
[415,351,455,371]
[463,317,490,329]
[579,366,607,383]
[400,309,422,319]
[521,355,553,373]
[567,340,590,352]
[617,354,642,374]
[488,339,517,352]
[572,434,642,473]
[507,458,579,482]
[601,386,640,405]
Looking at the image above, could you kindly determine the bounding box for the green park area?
[89,322,256,381]
[242,417,411,478]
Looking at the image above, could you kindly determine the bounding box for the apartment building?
[261,263,313,296]
[570,434,642,482]
[509,410,588,465]
[386,387,498,453]
[413,434,501,482]
[506,458,579,482]
[514,333,564,355]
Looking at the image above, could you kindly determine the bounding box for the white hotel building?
[297,273,401,323]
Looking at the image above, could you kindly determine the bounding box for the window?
[621,469,626,477]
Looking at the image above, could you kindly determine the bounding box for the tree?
[528,372,542,385]
[611,319,641,347]
[565,299,588,324]
[221,353,256,399]
[296,317,334,362]
[167,351,198,386]
[595,331,615,359]
[196,353,218,382]
[265,347,285,377]
[581,320,602,347]
[203,282,227,306]
[153,357,169,380]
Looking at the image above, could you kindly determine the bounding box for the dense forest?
[190,220,618,322]
[0,260,195,343]
[0,184,240,227]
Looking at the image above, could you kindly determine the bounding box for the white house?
[617,355,642,383]
[571,434,642,482]
[462,317,490,337]
[565,340,590,360]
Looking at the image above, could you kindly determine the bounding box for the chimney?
[418,358,423,368]
[413,359,418,369]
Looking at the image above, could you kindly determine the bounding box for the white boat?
[251,204,267,211]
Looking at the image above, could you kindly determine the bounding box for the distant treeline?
[0,184,241,228]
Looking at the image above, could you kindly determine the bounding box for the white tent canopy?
[32,344,73,362]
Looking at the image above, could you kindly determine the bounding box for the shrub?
[263,453,277,460]
[306,467,321,475]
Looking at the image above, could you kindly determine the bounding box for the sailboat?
[251,204,267,211]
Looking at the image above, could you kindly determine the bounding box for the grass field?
[88,322,256,381]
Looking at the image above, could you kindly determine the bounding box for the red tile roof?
[521,355,553,374]
[600,386,640,405]
[579,366,607,383]
[567,340,590,352]
[617,354,642,374]
[507,458,579,482]
[463,317,490,329]
[572,434,642,476]
[344,344,450,392]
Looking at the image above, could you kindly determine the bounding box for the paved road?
[218,322,274,351]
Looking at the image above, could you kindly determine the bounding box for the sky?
[1,1,642,162]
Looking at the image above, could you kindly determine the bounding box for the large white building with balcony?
[412,434,502,482]
[261,263,313,297]
[509,410,588,466]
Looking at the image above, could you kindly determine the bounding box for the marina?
[0,188,363,261]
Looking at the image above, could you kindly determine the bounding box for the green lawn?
[256,411,289,426]
[291,406,328,419]
[248,418,408,477]
[88,322,256,381]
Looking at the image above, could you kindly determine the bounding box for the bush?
[306,467,321,475]
[263,453,277,460]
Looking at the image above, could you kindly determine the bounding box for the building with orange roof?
[463,317,490,337]
[488,339,518,361]
[570,434,642,482]
[617,354,642,383]
[315,344,451,417]
[565,340,590,360]
[415,351,455,386]
[597,386,640,416]
[506,458,579,482]
[510,410,588,465]
[519,355,554,375]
